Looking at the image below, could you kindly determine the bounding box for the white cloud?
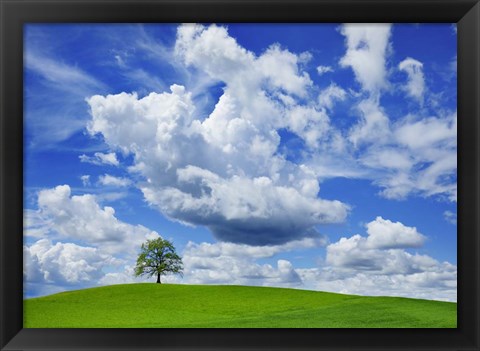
[178,218,455,301]
[23,238,147,297]
[185,257,302,287]
[184,237,326,260]
[175,24,254,82]
[25,188,456,301]
[345,109,456,201]
[80,175,91,186]
[24,185,165,295]
[98,265,150,286]
[339,24,392,94]
[360,148,413,171]
[385,113,457,201]
[30,185,159,256]
[121,68,167,92]
[142,167,348,245]
[175,25,311,97]
[316,65,333,75]
[256,44,313,97]
[79,152,119,166]
[24,239,119,285]
[24,49,108,149]
[335,24,456,201]
[297,268,457,302]
[24,209,51,239]
[181,241,305,287]
[395,114,456,151]
[326,218,445,275]
[175,24,313,135]
[24,51,105,94]
[443,210,457,225]
[451,24,457,34]
[318,83,347,110]
[348,98,391,147]
[316,216,457,301]
[98,174,131,187]
[285,106,331,149]
[26,223,323,291]
[450,55,457,74]
[86,25,350,246]
[95,191,129,203]
[364,216,426,249]
[399,57,425,103]
[307,153,368,180]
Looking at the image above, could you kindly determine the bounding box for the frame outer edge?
[459,1,480,349]
[475,2,480,350]
[1,0,7,348]
[1,0,25,349]
[1,0,479,350]
[467,2,480,349]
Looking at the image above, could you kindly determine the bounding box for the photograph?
[22,22,458,328]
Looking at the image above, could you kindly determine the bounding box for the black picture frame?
[1,0,479,350]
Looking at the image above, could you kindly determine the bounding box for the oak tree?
[134,238,183,284]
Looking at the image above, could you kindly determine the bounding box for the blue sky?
[23,23,457,301]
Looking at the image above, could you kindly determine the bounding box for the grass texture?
[24,283,456,328]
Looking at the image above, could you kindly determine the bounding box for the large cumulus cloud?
[84,23,456,247]
[24,185,161,296]
[319,217,456,300]
[176,217,456,301]
[29,185,160,256]
[86,24,350,246]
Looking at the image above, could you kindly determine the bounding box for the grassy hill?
[24,283,456,328]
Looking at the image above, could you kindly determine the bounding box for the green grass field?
[24,283,456,328]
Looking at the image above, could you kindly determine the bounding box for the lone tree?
[134,238,183,284]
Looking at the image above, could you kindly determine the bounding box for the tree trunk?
[156,273,161,284]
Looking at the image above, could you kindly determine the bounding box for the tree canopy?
[134,238,183,283]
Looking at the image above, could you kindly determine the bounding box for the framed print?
[1,0,479,350]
